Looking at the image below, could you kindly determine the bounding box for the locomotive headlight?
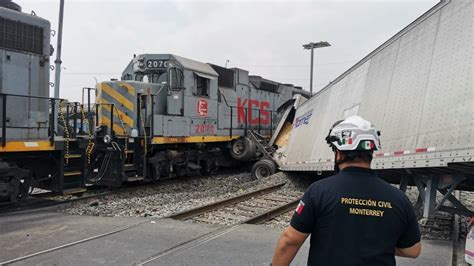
[133,56,146,71]
[103,135,111,144]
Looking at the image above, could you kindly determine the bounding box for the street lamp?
[54,0,65,134]
[303,41,331,95]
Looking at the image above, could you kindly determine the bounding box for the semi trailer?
[258,0,474,219]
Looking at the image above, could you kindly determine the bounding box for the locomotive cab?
[122,54,218,118]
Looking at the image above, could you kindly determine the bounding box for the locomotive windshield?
[138,69,183,88]
[139,70,168,84]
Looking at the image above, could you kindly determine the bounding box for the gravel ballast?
[61,170,290,218]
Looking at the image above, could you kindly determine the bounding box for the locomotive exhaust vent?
[0,17,44,55]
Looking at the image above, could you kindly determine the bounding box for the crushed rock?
[61,170,293,218]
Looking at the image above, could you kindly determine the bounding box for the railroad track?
[0,184,151,215]
[136,182,303,265]
[0,179,303,265]
[168,181,302,225]
[3,181,468,265]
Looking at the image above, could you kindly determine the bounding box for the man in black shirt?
[272,116,421,266]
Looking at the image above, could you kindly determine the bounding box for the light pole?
[303,41,331,95]
[54,0,65,134]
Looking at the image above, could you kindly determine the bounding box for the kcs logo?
[196,99,208,117]
[237,98,270,125]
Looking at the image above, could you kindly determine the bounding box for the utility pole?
[303,41,331,95]
[54,0,65,134]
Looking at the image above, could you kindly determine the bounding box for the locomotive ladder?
[58,102,87,194]
[61,138,87,194]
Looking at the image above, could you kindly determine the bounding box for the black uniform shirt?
[290,167,421,266]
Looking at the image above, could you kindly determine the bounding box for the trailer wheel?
[230,137,256,161]
[251,159,277,179]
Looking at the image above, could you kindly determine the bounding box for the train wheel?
[147,164,161,183]
[0,176,16,203]
[17,177,32,200]
[230,137,256,161]
[0,161,29,202]
[177,166,187,177]
[251,159,277,179]
[200,160,212,175]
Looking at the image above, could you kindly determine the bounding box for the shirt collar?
[340,166,376,175]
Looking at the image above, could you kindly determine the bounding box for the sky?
[16,0,439,102]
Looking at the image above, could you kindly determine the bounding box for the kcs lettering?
[237,98,270,125]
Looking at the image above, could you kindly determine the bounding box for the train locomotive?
[0,2,64,201]
[0,1,309,202]
[89,54,308,186]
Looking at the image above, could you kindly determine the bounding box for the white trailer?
[267,0,474,219]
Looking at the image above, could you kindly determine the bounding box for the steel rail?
[0,170,261,265]
[1,182,300,265]
[244,198,299,224]
[167,181,287,220]
[140,183,301,265]
[0,184,151,215]
[0,220,150,266]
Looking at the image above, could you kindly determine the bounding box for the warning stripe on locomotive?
[101,83,135,110]
[100,98,134,127]
[96,82,136,136]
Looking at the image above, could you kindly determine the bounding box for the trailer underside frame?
[400,174,473,218]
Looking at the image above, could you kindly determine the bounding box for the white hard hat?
[325,116,381,151]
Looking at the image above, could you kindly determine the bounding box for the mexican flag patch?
[363,140,375,150]
[341,138,353,145]
[295,200,305,215]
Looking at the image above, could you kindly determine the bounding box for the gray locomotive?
[89,54,309,186]
[0,1,69,201]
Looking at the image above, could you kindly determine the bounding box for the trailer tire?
[251,159,277,179]
[230,137,256,161]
